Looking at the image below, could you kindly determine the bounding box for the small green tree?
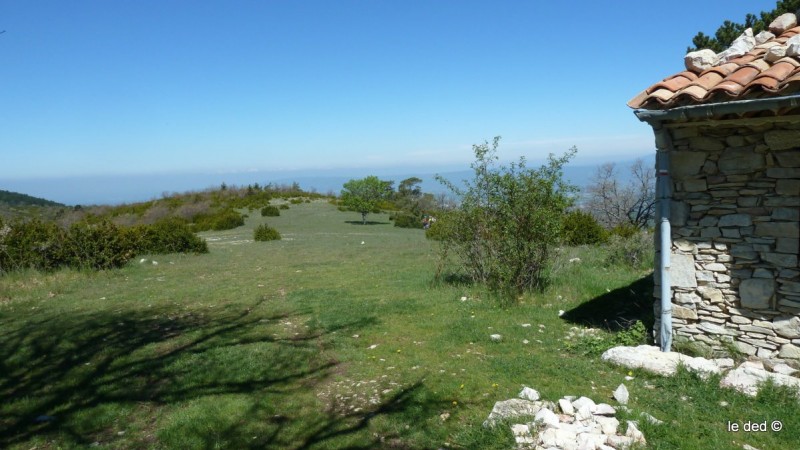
[435,137,577,297]
[340,176,393,224]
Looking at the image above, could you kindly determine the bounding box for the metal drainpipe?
[654,128,673,352]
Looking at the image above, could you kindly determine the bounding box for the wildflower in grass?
[460,384,464,389]
[396,349,401,353]
[492,383,498,388]
[452,401,458,406]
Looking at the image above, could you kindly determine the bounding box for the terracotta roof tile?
[630,23,800,109]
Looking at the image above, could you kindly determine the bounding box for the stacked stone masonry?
[654,118,800,360]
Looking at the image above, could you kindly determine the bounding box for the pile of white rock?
[484,387,650,450]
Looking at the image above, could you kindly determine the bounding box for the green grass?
[1,200,798,449]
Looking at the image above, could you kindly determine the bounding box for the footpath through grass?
[1,201,798,449]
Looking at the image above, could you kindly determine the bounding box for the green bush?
[609,223,639,239]
[254,224,281,241]
[604,231,654,269]
[129,218,208,254]
[392,213,423,229]
[565,321,648,356]
[63,221,136,270]
[193,209,245,231]
[261,205,280,217]
[279,204,290,210]
[289,198,303,205]
[0,218,66,273]
[562,210,607,246]
[434,137,577,297]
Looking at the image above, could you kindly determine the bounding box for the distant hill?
[0,189,64,207]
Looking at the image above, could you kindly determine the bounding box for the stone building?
[628,14,800,359]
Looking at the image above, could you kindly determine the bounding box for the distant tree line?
[688,0,800,52]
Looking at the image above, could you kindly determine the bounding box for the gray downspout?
[653,127,673,352]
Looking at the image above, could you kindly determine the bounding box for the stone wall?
[653,118,800,360]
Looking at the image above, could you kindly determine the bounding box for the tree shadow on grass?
[0,296,441,449]
[344,221,391,226]
[560,274,655,333]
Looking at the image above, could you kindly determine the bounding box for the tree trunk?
[361,212,367,225]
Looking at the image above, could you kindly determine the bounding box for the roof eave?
[633,93,800,125]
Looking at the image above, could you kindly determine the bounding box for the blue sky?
[0,1,778,203]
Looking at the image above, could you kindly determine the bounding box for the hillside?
[0,189,63,207]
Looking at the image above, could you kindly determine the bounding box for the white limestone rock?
[720,362,800,397]
[519,386,541,401]
[593,403,616,416]
[559,398,575,415]
[764,45,786,63]
[786,34,800,57]
[483,399,541,427]
[717,28,756,63]
[769,12,798,35]
[684,49,718,73]
[534,407,561,429]
[756,30,776,44]
[613,384,629,405]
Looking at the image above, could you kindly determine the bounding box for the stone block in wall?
[778,298,800,309]
[734,340,758,355]
[766,167,800,178]
[780,281,800,295]
[731,315,752,324]
[779,343,800,359]
[701,228,721,238]
[689,136,725,151]
[699,321,738,336]
[775,150,800,167]
[718,214,753,227]
[762,252,799,267]
[753,268,774,278]
[776,238,799,253]
[764,196,800,207]
[672,304,698,320]
[719,148,765,174]
[755,222,800,238]
[774,316,800,338]
[670,253,698,288]
[698,286,724,303]
[780,269,800,278]
[739,278,775,309]
[683,179,708,192]
[731,244,759,260]
[699,216,719,226]
[670,201,689,227]
[775,179,800,195]
[772,208,800,221]
[738,197,759,207]
[721,228,741,238]
[671,151,707,178]
[764,129,800,150]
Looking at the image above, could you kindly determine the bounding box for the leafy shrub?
[604,231,654,269]
[279,204,290,210]
[63,221,136,270]
[392,213,423,229]
[561,210,607,246]
[261,205,280,217]
[609,223,639,239]
[129,218,208,254]
[0,218,66,273]
[193,209,245,231]
[254,224,281,241]
[434,137,577,297]
[289,198,303,205]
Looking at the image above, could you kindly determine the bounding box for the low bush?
[392,213,423,229]
[279,204,290,210]
[261,205,280,217]
[0,217,208,275]
[254,224,281,241]
[129,218,208,254]
[0,218,66,273]
[562,210,607,246]
[565,321,648,356]
[193,209,245,231]
[289,198,303,205]
[63,221,135,270]
[604,230,654,269]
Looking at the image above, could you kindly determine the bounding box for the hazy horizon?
[1,154,649,206]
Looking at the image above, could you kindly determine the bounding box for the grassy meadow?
[1,200,798,449]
